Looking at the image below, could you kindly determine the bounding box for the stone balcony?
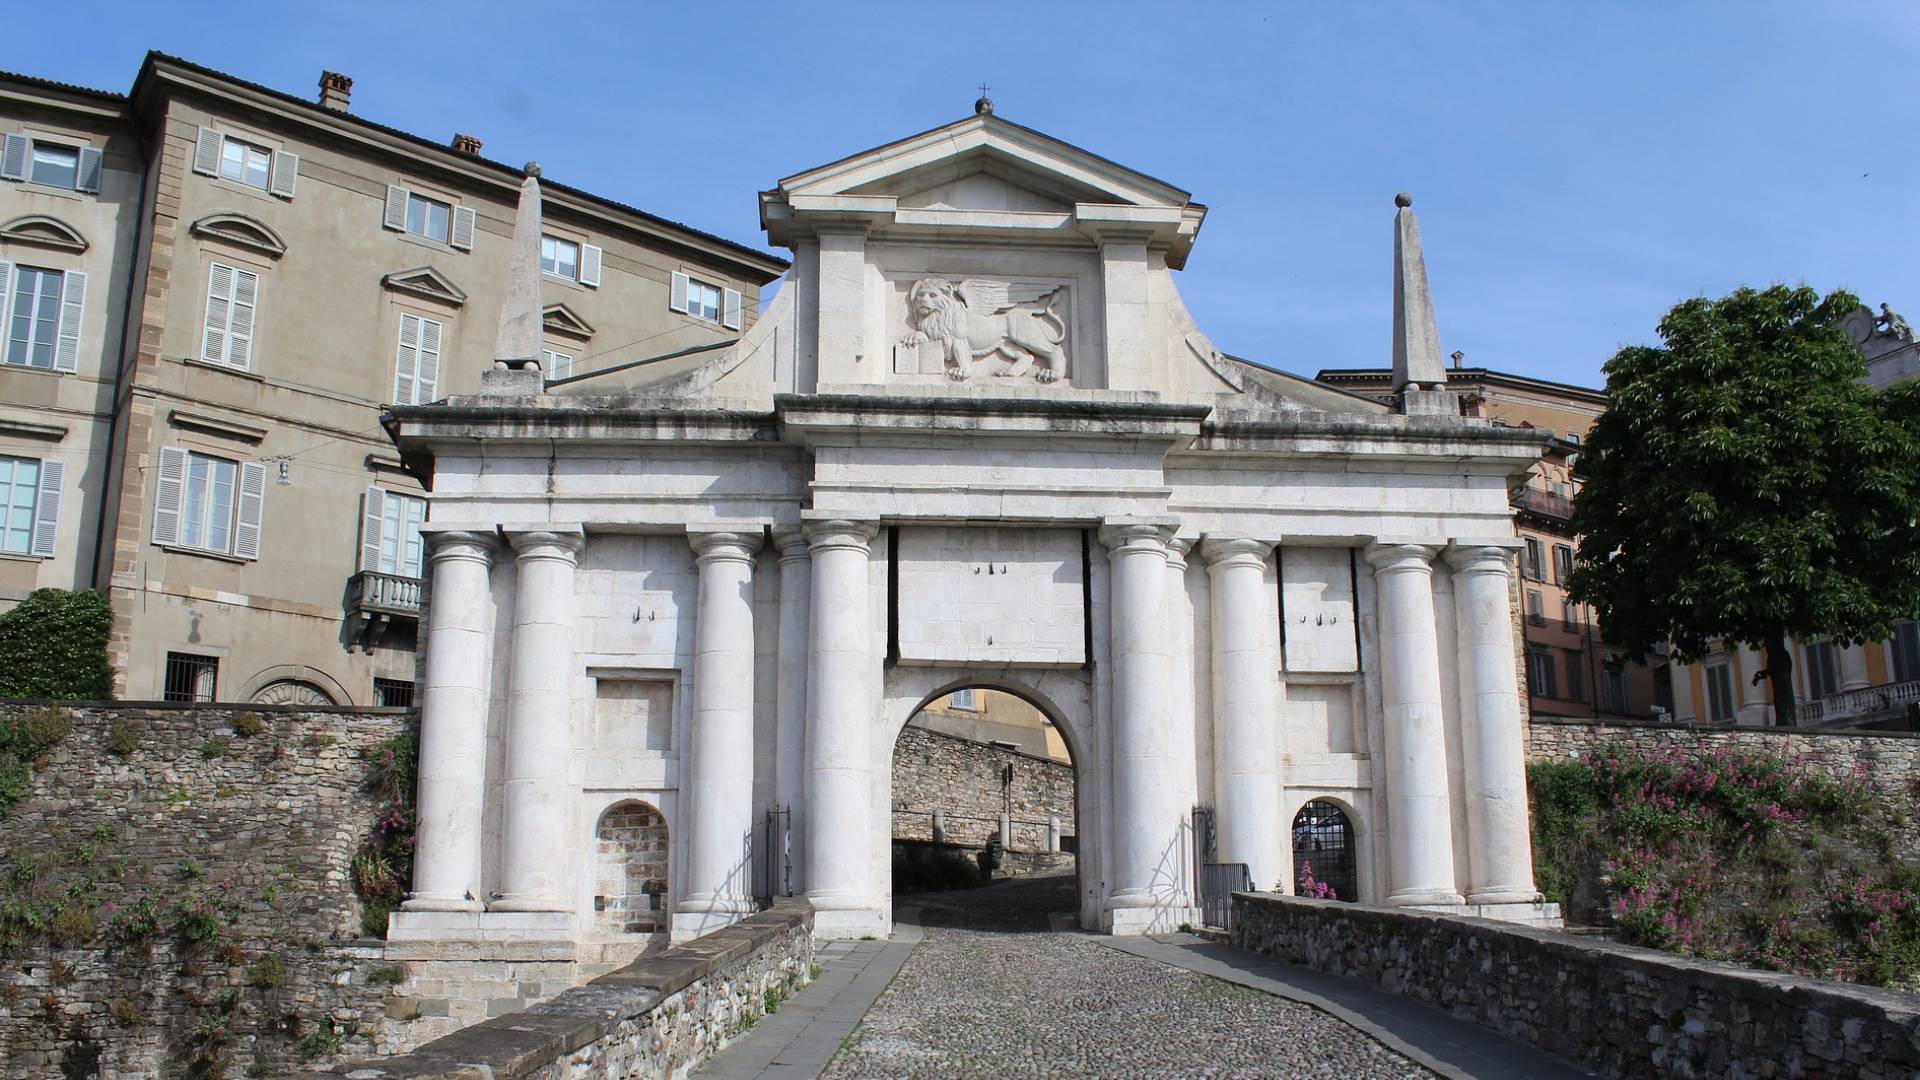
[1797,678,1920,728]
[1511,485,1573,522]
[348,569,422,620]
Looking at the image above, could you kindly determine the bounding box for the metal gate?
[1290,799,1357,902]
[758,805,791,906]
[1191,805,1249,930]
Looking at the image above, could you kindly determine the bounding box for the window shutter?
[722,288,743,330]
[268,151,298,198]
[580,244,603,288]
[202,263,232,364]
[192,128,222,176]
[0,134,27,181]
[360,487,386,572]
[0,263,12,328]
[75,147,103,193]
[394,314,420,404]
[416,318,442,401]
[54,270,86,373]
[152,446,187,547]
[450,206,476,251]
[30,458,63,558]
[670,271,690,314]
[384,185,409,231]
[234,461,266,560]
[227,268,258,369]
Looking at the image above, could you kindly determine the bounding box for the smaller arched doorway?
[1290,800,1358,902]
[593,800,669,934]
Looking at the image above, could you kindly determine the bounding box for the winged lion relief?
[897,278,1069,383]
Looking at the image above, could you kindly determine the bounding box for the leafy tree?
[1568,285,1920,725]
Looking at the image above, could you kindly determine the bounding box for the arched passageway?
[593,800,669,934]
[1291,799,1359,902]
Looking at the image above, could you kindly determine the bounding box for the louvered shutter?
[75,147,103,193]
[0,263,12,338]
[269,151,298,198]
[192,128,222,176]
[580,244,603,288]
[0,134,27,181]
[151,446,187,547]
[227,268,258,369]
[202,263,232,363]
[53,270,85,373]
[234,461,266,560]
[669,271,690,314]
[416,318,442,401]
[360,487,386,572]
[722,288,742,331]
[450,206,476,251]
[394,314,420,404]
[384,185,409,231]
[30,458,62,558]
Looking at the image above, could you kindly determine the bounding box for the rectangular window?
[393,313,443,405]
[0,455,40,555]
[1565,652,1586,703]
[5,265,63,369]
[948,688,977,710]
[1527,589,1545,626]
[1895,621,1920,684]
[200,262,259,369]
[1805,641,1840,700]
[686,278,722,323]
[180,453,238,554]
[218,137,272,190]
[1561,598,1578,630]
[540,235,579,280]
[374,677,415,708]
[543,348,573,380]
[29,142,78,188]
[1705,662,1735,722]
[1553,545,1574,584]
[378,491,427,579]
[406,193,451,244]
[1522,537,1544,581]
[1602,668,1630,713]
[163,652,219,703]
[1526,649,1557,699]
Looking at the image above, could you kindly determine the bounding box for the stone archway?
[592,800,669,934]
[1290,798,1359,902]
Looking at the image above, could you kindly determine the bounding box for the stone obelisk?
[1391,193,1453,415]
[495,163,543,370]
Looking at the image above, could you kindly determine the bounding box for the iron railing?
[350,570,423,618]
[758,805,792,906]
[1198,862,1252,932]
[1513,485,1574,521]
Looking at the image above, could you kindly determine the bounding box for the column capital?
[689,529,763,566]
[772,525,811,563]
[1443,541,1520,573]
[1164,535,1194,570]
[803,518,878,552]
[506,527,585,562]
[1364,541,1440,573]
[423,529,497,566]
[1098,521,1176,554]
[1199,536,1276,571]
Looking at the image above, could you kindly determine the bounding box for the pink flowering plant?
[1529,738,1918,987]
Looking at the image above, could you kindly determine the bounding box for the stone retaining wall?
[291,899,814,1080]
[891,724,1074,851]
[1231,892,1920,1078]
[0,700,414,1077]
[1527,716,1920,858]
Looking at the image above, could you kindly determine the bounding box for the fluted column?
[1668,657,1695,722]
[1365,542,1464,905]
[772,527,811,893]
[1445,542,1537,904]
[405,529,495,912]
[1100,522,1188,932]
[1839,643,1871,693]
[1201,537,1283,894]
[1164,537,1199,907]
[802,520,878,919]
[678,529,762,923]
[493,528,584,912]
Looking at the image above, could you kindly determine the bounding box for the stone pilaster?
[1444,541,1537,904]
[1200,536,1283,894]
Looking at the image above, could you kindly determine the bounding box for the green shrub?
[107,719,141,757]
[232,712,265,737]
[353,730,419,937]
[0,589,112,701]
[0,706,72,818]
[248,952,290,988]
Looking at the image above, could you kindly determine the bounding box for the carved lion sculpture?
[900,278,1068,382]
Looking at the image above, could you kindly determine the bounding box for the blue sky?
[14,2,1918,388]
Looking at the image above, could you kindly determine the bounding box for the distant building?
[914,688,1069,761]
[0,55,786,703]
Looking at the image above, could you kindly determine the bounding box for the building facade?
[386,106,1556,956]
[0,56,785,704]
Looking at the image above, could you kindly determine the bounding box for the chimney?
[451,133,484,156]
[318,70,353,112]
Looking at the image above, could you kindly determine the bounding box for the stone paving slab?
[1094,934,1599,1080]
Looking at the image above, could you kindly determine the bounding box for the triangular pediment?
[542,302,594,339]
[381,265,467,307]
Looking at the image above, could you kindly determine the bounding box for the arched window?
[594,800,669,934]
[1291,800,1357,902]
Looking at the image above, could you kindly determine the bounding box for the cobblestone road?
[819,876,1438,1080]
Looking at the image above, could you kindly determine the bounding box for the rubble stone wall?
[890,724,1075,851]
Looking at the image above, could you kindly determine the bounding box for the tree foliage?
[0,588,114,701]
[1568,286,1920,724]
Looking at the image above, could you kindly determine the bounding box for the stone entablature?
[386,106,1555,947]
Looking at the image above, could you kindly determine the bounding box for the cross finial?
[979,82,990,98]
[973,84,995,116]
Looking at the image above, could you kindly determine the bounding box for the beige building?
[0,55,785,703]
[913,688,1070,761]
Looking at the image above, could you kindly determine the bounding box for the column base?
[1411,900,1564,930]
[385,909,574,949]
[1106,904,1200,937]
[811,906,890,940]
[1385,887,1466,907]
[488,896,570,913]
[1467,887,1541,906]
[670,909,749,943]
[401,894,483,913]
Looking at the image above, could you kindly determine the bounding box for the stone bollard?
[932,810,945,846]
[1048,815,1062,853]
[998,814,1012,848]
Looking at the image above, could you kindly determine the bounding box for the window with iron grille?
[374,678,415,708]
[163,652,218,703]
[1291,800,1358,902]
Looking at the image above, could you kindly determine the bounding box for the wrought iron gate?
[759,805,791,906]
[1191,804,1249,931]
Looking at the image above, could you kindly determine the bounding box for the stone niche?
[895,526,1085,667]
[1281,547,1359,673]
